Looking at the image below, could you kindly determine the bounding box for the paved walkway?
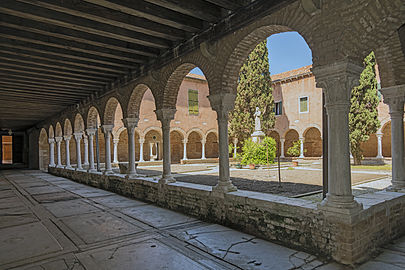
[0,170,402,270]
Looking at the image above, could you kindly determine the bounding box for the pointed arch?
[48,125,55,139]
[74,113,85,133]
[87,106,101,129]
[63,119,72,136]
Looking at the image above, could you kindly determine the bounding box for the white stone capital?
[48,138,55,144]
[73,133,83,140]
[63,135,71,141]
[122,117,139,130]
[113,138,120,144]
[55,136,62,143]
[86,128,97,136]
[139,137,145,144]
[101,125,114,134]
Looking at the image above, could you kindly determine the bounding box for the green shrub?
[286,140,302,157]
[241,137,276,165]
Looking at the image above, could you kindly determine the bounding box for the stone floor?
[0,169,403,270]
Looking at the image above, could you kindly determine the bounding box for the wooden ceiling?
[0,0,290,131]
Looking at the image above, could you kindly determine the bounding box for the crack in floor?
[221,237,257,259]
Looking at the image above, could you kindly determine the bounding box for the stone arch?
[187,131,203,159]
[268,130,281,156]
[186,128,204,141]
[204,129,218,142]
[361,133,378,158]
[284,129,299,158]
[63,119,73,136]
[103,97,123,126]
[38,128,49,171]
[74,113,85,133]
[113,126,126,139]
[126,83,156,119]
[303,127,322,157]
[48,125,54,139]
[87,106,101,129]
[382,121,391,157]
[143,127,162,161]
[205,131,218,158]
[55,122,62,137]
[170,130,184,163]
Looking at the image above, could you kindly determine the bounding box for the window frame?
[299,96,309,114]
[274,101,282,116]
[188,89,199,116]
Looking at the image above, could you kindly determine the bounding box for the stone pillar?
[55,136,62,167]
[233,137,238,158]
[73,133,82,170]
[380,85,405,189]
[102,125,114,174]
[201,138,206,160]
[312,59,363,215]
[123,118,139,178]
[149,142,154,160]
[48,138,55,167]
[86,129,96,172]
[208,93,237,193]
[299,137,305,158]
[112,138,119,164]
[64,135,72,169]
[280,138,285,158]
[139,138,145,162]
[83,135,89,166]
[155,108,176,184]
[182,138,188,160]
[376,133,383,159]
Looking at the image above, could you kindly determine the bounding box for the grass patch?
[351,164,391,170]
[287,167,295,170]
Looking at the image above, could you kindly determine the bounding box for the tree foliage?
[229,40,275,143]
[286,140,301,157]
[241,137,277,165]
[349,52,380,165]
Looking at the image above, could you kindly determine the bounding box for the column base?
[87,168,97,173]
[56,165,63,168]
[83,162,89,166]
[75,167,84,171]
[318,194,363,217]
[103,170,114,175]
[388,180,405,191]
[201,157,206,160]
[159,175,176,184]
[65,165,73,170]
[212,180,237,193]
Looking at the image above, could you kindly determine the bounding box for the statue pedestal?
[251,130,265,143]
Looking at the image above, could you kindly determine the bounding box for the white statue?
[254,107,261,131]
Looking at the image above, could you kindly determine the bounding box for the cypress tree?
[349,51,380,165]
[229,40,275,143]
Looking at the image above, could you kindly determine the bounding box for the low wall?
[49,167,405,265]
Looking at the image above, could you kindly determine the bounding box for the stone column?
[102,125,114,174]
[299,137,305,158]
[155,108,176,183]
[182,138,188,160]
[139,138,145,162]
[48,138,55,167]
[112,138,119,164]
[233,137,238,158]
[312,59,363,215]
[149,142,154,160]
[380,85,405,189]
[208,93,237,193]
[73,133,82,170]
[376,133,383,159]
[86,129,96,172]
[201,138,206,160]
[123,118,139,178]
[280,138,285,158]
[83,135,89,166]
[64,135,72,169]
[55,136,62,167]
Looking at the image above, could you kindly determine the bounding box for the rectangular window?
[299,97,308,113]
[274,101,282,116]
[188,89,199,115]
[2,136,12,164]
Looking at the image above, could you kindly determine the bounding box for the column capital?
[376,132,383,138]
[155,108,176,123]
[139,137,145,144]
[280,138,285,142]
[200,138,206,144]
[48,138,55,144]
[73,133,83,140]
[83,137,88,144]
[183,138,188,144]
[86,128,97,136]
[55,136,62,143]
[101,125,114,134]
[380,84,405,115]
[122,117,139,130]
[208,93,236,117]
[312,59,363,107]
[113,138,120,144]
[233,137,238,144]
[63,135,71,141]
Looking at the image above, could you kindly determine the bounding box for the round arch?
[284,129,299,158]
[170,130,184,163]
[48,125,55,139]
[303,127,322,157]
[205,131,218,158]
[87,106,101,130]
[143,128,162,161]
[186,128,205,141]
[126,83,156,119]
[187,131,203,159]
[74,113,85,133]
[268,130,281,156]
[38,128,49,171]
[103,97,123,126]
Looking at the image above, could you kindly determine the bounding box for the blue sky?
[190,31,312,76]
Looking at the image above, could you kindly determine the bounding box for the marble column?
[139,138,145,162]
[155,108,176,184]
[123,118,139,178]
[380,85,405,189]
[102,125,114,174]
[48,138,55,167]
[280,138,285,158]
[233,137,238,158]
[299,137,305,158]
[55,137,62,167]
[112,138,119,164]
[149,143,154,160]
[208,93,237,193]
[86,129,96,172]
[312,59,363,215]
[376,133,383,159]
[64,135,72,169]
[73,133,82,170]
[201,138,206,160]
[83,135,89,166]
[182,139,188,160]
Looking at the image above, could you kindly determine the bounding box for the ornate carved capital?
[155,108,176,126]
[122,117,139,131]
[101,125,114,134]
[55,136,62,143]
[48,138,55,144]
[63,135,71,141]
[86,128,96,136]
[380,84,405,115]
[73,133,82,141]
[208,93,236,120]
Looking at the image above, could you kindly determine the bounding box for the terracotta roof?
[186,73,206,81]
[271,65,312,82]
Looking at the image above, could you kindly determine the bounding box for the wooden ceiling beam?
[203,0,248,10]
[1,78,101,93]
[0,85,94,97]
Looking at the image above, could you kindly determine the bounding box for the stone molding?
[380,84,405,114]
[154,108,176,123]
